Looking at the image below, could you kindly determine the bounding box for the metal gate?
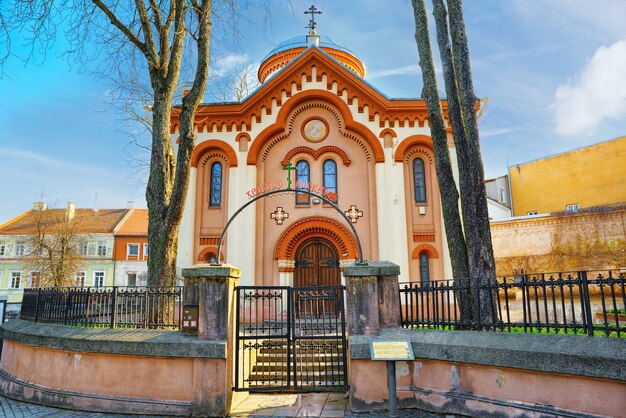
[234,285,348,392]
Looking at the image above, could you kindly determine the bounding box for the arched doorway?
[293,237,341,287]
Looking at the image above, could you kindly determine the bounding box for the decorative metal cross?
[270,207,289,225]
[304,5,322,33]
[345,205,363,224]
[283,161,297,189]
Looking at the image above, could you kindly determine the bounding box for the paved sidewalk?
[0,394,443,417]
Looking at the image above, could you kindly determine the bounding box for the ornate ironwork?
[399,270,625,337]
[20,286,182,330]
[234,285,348,392]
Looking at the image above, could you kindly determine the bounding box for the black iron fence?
[20,286,182,330]
[400,270,626,337]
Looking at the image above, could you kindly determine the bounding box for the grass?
[606,308,626,315]
[404,323,623,338]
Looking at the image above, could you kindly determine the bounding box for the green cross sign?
[283,161,297,189]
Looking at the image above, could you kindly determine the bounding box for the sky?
[1,0,625,221]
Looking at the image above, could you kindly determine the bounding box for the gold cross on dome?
[345,205,363,224]
[270,207,289,225]
[304,5,322,34]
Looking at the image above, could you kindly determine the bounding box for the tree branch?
[91,0,146,54]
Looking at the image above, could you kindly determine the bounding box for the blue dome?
[258,34,364,82]
[262,35,356,62]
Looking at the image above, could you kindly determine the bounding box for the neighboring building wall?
[509,136,626,216]
[485,175,511,209]
[113,237,148,286]
[487,199,512,220]
[491,205,626,276]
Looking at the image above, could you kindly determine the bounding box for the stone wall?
[348,328,626,417]
[491,205,626,275]
[0,320,230,416]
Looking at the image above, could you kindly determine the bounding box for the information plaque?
[370,341,415,361]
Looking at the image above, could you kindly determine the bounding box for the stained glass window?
[210,162,222,207]
[413,158,426,203]
[420,252,430,283]
[323,160,337,202]
[296,160,310,205]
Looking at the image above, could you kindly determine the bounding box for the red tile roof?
[0,208,130,235]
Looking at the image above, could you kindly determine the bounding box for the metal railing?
[20,286,182,330]
[399,270,626,337]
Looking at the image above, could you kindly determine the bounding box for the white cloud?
[211,53,251,77]
[0,147,107,175]
[553,40,626,135]
[367,64,420,80]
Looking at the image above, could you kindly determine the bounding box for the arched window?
[419,252,430,283]
[296,160,310,205]
[413,158,426,203]
[209,162,222,207]
[323,159,338,202]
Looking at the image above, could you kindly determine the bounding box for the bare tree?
[2,0,219,286]
[411,0,496,326]
[23,208,83,287]
[411,0,471,322]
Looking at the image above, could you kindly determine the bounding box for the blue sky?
[1,0,625,221]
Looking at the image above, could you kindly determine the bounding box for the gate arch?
[215,188,366,264]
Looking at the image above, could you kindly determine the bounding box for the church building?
[173,26,455,286]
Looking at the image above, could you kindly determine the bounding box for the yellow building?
[509,135,626,216]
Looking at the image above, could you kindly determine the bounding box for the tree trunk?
[411,0,471,322]
[146,0,212,287]
[445,0,497,326]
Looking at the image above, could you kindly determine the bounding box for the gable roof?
[0,208,130,236]
[171,46,444,135]
[115,208,148,236]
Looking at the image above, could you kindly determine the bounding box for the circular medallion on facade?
[302,117,329,143]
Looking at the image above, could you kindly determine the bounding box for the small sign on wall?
[370,341,415,361]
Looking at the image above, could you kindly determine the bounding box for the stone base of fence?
[0,320,229,416]
[348,328,625,417]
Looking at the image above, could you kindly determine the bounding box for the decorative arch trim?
[235,132,251,143]
[394,135,434,162]
[281,146,351,167]
[247,89,385,165]
[412,244,439,259]
[191,140,238,168]
[274,216,359,260]
[379,128,397,138]
[197,246,224,262]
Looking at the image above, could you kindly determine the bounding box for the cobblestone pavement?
[0,394,445,417]
[0,396,152,418]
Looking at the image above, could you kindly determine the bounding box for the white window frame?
[97,241,108,257]
[143,243,149,259]
[566,203,579,212]
[80,242,88,257]
[29,271,42,288]
[127,243,140,258]
[0,241,5,256]
[93,270,105,287]
[15,242,25,256]
[87,242,96,257]
[10,271,22,289]
[499,188,506,204]
[527,211,538,216]
[126,271,138,287]
[75,271,86,287]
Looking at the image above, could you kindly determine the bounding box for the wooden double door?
[293,238,341,288]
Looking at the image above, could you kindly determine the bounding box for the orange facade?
[175,35,451,284]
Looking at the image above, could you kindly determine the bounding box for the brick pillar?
[181,264,240,417]
[343,261,401,336]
